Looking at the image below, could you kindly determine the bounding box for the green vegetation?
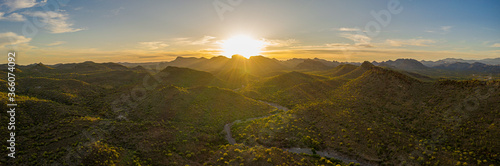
[233,65,500,165]
[1,59,498,165]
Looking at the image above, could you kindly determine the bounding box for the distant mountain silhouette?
[294,59,331,71]
[49,61,129,73]
[378,59,429,71]
[27,63,55,73]
[130,65,147,71]
[433,62,500,73]
[421,57,500,66]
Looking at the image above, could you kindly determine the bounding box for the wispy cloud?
[23,11,84,33]
[139,41,169,50]
[441,26,452,32]
[46,41,66,46]
[293,43,351,49]
[3,0,43,12]
[0,12,26,21]
[426,26,453,34]
[336,27,361,32]
[105,7,125,17]
[490,43,500,48]
[386,39,436,47]
[174,36,216,45]
[0,32,31,47]
[340,33,372,47]
[265,39,299,47]
[325,43,351,47]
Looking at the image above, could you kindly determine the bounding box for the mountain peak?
[379,59,428,70]
[360,61,374,68]
[294,59,330,70]
[231,54,247,60]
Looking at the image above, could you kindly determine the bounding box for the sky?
[0,0,499,64]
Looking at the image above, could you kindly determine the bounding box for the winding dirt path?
[223,100,375,166]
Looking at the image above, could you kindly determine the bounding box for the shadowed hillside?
[155,66,229,88]
[231,65,500,166]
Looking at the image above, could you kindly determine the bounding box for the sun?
[220,35,267,58]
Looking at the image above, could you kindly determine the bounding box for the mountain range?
[1,55,498,165]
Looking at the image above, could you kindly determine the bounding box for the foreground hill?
[1,61,353,165]
[232,65,500,165]
[102,85,278,165]
[17,77,103,105]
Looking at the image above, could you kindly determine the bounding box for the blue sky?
[0,0,499,64]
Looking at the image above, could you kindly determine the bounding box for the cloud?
[340,33,372,47]
[23,11,84,33]
[441,26,452,32]
[0,32,31,47]
[0,12,26,21]
[386,39,436,47]
[426,26,452,34]
[291,42,371,51]
[3,0,42,12]
[47,41,65,46]
[265,39,299,47]
[138,55,161,59]
[191,36,216,45]
[491,43,500,48]
[174,36,216,45]
[336,27,361,32]
[325,43,350,47]
[139,41,169,50]
[111,7,125,15]
[105,7,125,17]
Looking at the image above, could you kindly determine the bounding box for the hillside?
[241,71,328,100]
[48,61,129,73]
[231,66,500,165]
[18,77,102,105]
[25,63,55,74]
[1,59,499,166]
[2,61,352,165]
[295,59,333,71]
[155,66,229,88]
[337,61,374,79]
[319,64,358,77]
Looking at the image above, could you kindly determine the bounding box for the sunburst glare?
[220,35,267,58]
